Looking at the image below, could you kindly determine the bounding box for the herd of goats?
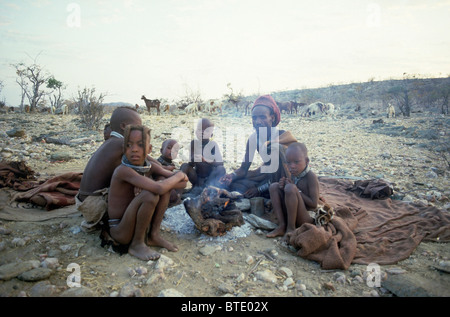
[0,95,338,118]
[140,95,337,117]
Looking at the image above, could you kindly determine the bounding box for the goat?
[205,99,223,114]
[185,102,198,115]
[61,104,69,115]
[141,95,161,115]
[277,101,293,114]
[387,104,395,118]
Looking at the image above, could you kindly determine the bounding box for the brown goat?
[141,95,161,115]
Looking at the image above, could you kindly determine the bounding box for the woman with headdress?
[221,95,298,198]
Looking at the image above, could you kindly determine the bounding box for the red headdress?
[251,95,281,127]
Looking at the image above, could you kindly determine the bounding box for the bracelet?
[257,182,271,194]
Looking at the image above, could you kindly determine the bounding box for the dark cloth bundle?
[347,178,393,199]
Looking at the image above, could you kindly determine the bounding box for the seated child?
[107,124,188,261]
[181,118,225,190]
[266,142,319,239]
[157,139,179,172]
[157,138,182,206]
[103,123,112,141]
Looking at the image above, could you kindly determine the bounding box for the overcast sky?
[1,0,449,106]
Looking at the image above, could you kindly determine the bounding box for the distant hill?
[248,76,450,116]
[103,102,134,108]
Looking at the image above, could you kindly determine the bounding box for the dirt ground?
[0,110,449,297]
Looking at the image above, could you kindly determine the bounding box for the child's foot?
[266,226,286,238]
[148,235,179,252]
[128,243,161,261]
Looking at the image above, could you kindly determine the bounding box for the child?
[157,138,182,206]
[103,123,112,141]
[181,118,225,190]
[107,124,188,261]
[157,139,179,172]
[266,142,319,239]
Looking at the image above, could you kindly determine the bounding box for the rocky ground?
[0,108,449,298]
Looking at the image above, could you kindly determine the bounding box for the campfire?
[183,186,244,237]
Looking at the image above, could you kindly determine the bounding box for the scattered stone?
[199,244,221,256]
[236,273,246,283]
[0,226,12,235]
[158,288,186,297]
[60,286,97,297]
[296,282,307,291]
[11,237,28,247]
[254,270,278,283]
[0,261,38,281]
[146,268,165,284]
[154,254,175,270]
[29,281,60,297]
[283,277,295,288]
[386,267,407,275]
[41,257,60,270]
[323,282,336,291]
[382,274,450,297]
[120,282,143,297]
[244,214,277,230]
[245,255,254,265]
[278,267,293,278]
[6,128,26,138]
[218,282,235,294]
[17,268,53,282]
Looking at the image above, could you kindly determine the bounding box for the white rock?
[41,257,59,269]
[283,277,295,288]
[255,270,278,283]
[158,288,185,297]
[278,267,293,277]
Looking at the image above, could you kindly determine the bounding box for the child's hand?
[279,177,287,189]
[174,171,188,182]
[244,187,259,198]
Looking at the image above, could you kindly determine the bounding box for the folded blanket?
[288,207,357,270]
[287,177,450,269]
[12,172,82,211]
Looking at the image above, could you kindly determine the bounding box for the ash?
[162,201,253,243]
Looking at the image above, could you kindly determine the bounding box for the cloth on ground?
[12,172,82,211]
[0,161,37,190]
[287,177,450,270]
[347,178,394,199]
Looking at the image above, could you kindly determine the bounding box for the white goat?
[185,102,198,115]
[387,104,395,118]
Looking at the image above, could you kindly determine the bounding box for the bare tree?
[12,62,51,112]
[436,81,450,115]
[178,83,203,109]
[223,83,243,111]
[74,87,106,130]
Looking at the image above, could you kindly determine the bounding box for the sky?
[0,0,449,107]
